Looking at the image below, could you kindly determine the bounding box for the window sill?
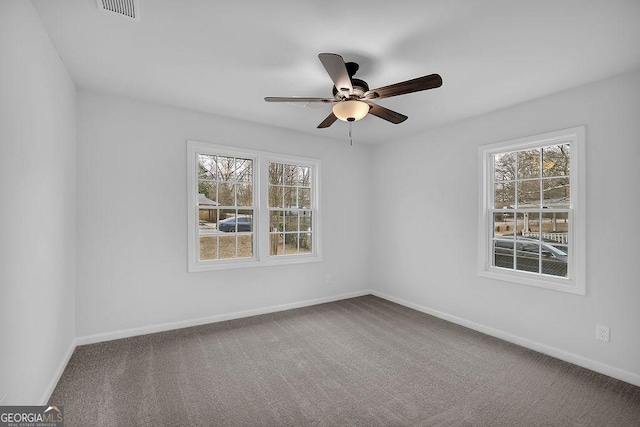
[478,267,584,295]
[188,253,322,272]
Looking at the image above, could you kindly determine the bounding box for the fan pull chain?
[348,121,353,146]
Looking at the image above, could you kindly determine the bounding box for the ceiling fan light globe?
[332,100,369,122]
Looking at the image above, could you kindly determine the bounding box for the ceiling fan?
[265,53,442,129]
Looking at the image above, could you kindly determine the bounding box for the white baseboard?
[369,289,640,388]
[76,289,370,346]
[40,337,77,405]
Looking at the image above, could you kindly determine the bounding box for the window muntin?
[478,127,585,295]
[187,141,321,271]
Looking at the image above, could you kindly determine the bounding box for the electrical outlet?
[595,324,610,342]
[326,274,332,284]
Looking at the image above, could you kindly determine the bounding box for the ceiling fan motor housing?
[333,78,370,100]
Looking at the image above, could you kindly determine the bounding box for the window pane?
[235,158,253,182]
[285,211,298,232]
[516,240,540,273]
[299,188,311,209]
[237,209,253,232]
[493,212,514,238]
[542,144,570,178]
[268,186,283,208]
[199,236,218,261]
[300,211,312,232]
[198,154,217,180]
[493,238,514,269]
[518,149,540,179]
[518,180,540,208]
[218,235,236,259]
[237,234,253,258]
[284,234,298,254]
[218,182,234,206]
[270,211,283,232]
[284,187,297,208]
[284,164,298,185]
[541,212,569,243]
[543,177,570,208]
[494,182,515,209]
[299,233,312,254]
[198,181,216,205]
[236,183,253,206]
[270,233,283,256]
[541,242,568,277]
[268,163,284,185]
[198,208,218,232]
[216,156,235,181]
[494,152,516,182]
[299,166,311,186]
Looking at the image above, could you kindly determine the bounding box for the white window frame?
[477,126,585,295]
[187,141,322,272]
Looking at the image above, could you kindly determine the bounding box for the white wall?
[370,69,640,382]
[75,91,371,338]
[0,1,77,404]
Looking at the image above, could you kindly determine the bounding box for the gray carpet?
[50,295,640,426]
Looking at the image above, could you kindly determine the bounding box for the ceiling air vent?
[96,0,140,22]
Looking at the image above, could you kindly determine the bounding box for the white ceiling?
[31,0,640,144]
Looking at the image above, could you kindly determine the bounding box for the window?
[187,141,321,271]
[196,154,255,261]
[478,127,585,294]
[268,162,314,256]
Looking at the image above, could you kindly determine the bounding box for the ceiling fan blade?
[264,97,335,103]
[364,74,442,100]
[366,102,408,124]
[318,53,353,97]
[317,112,338,128]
